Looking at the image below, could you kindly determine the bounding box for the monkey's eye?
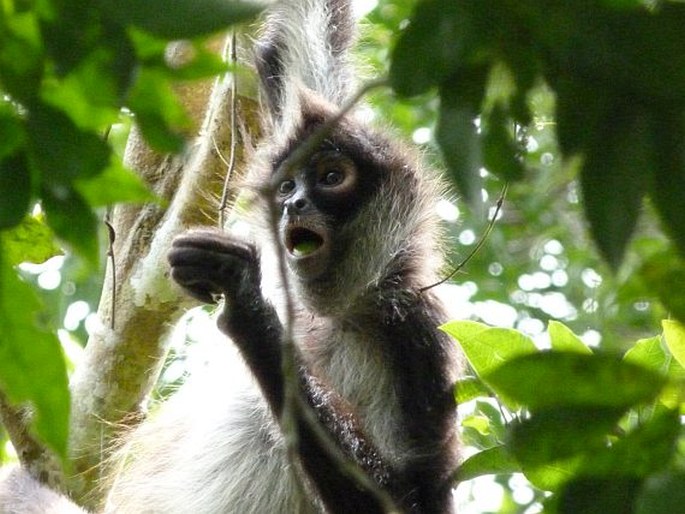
[320,170,344,186]
[278,180,296,195]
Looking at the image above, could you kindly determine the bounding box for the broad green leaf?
[442,321,536,379]
[390,0,466,96]
[528,2,685,105]
[551,76,612,157]
[127,68,189,153]
[646,108,685,258]
[623,336,666,373]
[483,352,666,410]
[436,81,483,208]
[662,319,685,369]
[557,477,642,514]
[510,407,625,468]
[548,320,592,355]
[481,104,525,182]
[41,185,99,267]
[579,407,679,478]
[166,48,230,81]
[637,472,685,514]
[75,160,156,206]
[454,445,520,482]
[0,153,32,229]
[454,376,491,404]
[475,399,507,441]
[0,12,43,102]
[41,49,130,131]
[27,102,111,182]
[462,415,490,436]
[0,244,70,459]
[3,215,61,265]
[0,106,24,160]
[579,104,651,269]
[523,458,582,493]
[100,0,263,39]
[440,320,489,344]
[640,251,685,325]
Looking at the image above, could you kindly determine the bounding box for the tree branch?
[66,36,260,506]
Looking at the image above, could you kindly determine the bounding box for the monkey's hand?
[168,229,260,305]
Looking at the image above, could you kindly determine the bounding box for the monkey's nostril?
[294,198,307,210]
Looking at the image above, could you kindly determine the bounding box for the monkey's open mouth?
[286,227,325,257]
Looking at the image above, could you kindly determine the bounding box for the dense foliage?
[0,0,261,461]
[2,0,685,512]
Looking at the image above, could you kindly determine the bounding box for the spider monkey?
[0,1,460,512]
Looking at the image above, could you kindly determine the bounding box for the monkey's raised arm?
[168,230,393,513]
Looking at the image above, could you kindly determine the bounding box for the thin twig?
[104,217,116,330]
[101,126,117,331]
[420,182,509,293]
[219,31,239,228]
[0,391,64,491]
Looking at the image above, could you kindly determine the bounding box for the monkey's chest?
[311,330,410,464]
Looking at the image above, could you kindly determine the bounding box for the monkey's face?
[276,149,361,281]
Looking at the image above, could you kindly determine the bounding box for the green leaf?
[0,106,24,160]
[0,244,70,459]
[41,49,130,131]
[662,319,685,369]
[531,2,685,105]
[552,76,612,157]
[580,407,679,478]
[462,415,491,436]
[557,477,642,514]
[41,185,99,267]
[127,68,189,153]
[3,215,61,266]
[442,322,537,380]
[579,104,651,269]
[640,251,685,325]
[455,376,491,404]
[454,445,520,482]
[548,320,592,355]
[166,47,230,81]
[483,352,666,411]
[637,472,685,514]
[75,160,156,206]
[390,0,467,96]
[0,11,44,102]
[623,336,667,374]
[0,153,32,229]
[100,0,263,39]
[436,80,483,208]
[440,320,489,344]
[26,102,111,182]
[650,109,685,258]
[481,104,525,182]
[510,407,625,475]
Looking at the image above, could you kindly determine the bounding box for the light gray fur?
[0,467,88,514]
[257,0,357,127]
[105,341,319,513]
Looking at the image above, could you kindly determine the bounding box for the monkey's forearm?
[375,291,459,512]
[221,306,391,513]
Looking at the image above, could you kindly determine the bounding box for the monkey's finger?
[170,266,221,304]
[171,231,256,259]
